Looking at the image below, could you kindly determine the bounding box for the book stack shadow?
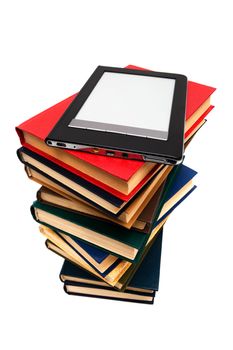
[16,66,215,304]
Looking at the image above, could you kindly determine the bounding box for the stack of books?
[16,65,215,304]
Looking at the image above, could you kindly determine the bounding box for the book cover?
[163,165,197,201]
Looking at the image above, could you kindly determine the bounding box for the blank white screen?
[69,72,175,140]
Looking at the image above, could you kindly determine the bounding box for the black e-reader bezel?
[46,66,187,164]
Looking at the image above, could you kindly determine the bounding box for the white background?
[1,1,232,349]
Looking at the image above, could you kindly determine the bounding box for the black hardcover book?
[17,146,123,207]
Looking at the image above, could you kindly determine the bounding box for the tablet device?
[46,66,187,164]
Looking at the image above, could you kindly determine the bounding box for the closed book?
[16,65,215,198]
[64,281,155,304]
[31,200,149,262]
[37,186,148,231]
[61,229,163,304]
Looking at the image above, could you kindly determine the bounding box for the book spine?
[151,165,181,226]
[30,204,38,222]
[37,188,43,202]
[15,127,25,145]
[16,147,25,164]
[121,228,163,291]
[24,166,32,179]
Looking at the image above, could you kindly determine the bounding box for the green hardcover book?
[31,200,149,262]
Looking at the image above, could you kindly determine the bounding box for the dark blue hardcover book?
[63,281,156,304]
[60,229,163,304]
[60,229,163,291]
[165,165,197,201]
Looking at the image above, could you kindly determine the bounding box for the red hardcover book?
[16,65,215,199]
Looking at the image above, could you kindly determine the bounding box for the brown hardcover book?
[25,163,172,223]
[37,187,148,231]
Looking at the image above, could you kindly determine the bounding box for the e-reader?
[46,66,187,164]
